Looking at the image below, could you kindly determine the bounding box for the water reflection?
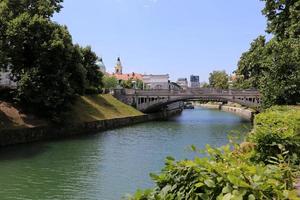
[0,108,251,200]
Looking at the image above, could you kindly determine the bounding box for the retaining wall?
[0,108,182,147]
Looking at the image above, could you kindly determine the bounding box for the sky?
[53,0,267,82]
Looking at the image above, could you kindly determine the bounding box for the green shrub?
[128,106,300,200]
[248,106,300,164]
[128,145,298,200]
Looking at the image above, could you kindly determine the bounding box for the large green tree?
[235,0,300,107]
[235,36,267,89]
[260,38,300,107]
[208,70,229,89]
[0,0,103,120]
[80,46,104,92]
[261,0,300,39]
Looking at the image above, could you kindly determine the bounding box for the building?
[169,82,182,91]
[143,74,170,90]
[190,75,200,88]
[110,57,143,81]
[176,78,188,89]
[114,57,123,75]
[96,57,106,74]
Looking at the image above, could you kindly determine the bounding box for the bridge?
[114,88,261,113]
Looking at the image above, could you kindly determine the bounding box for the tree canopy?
[208,70,229,89]
[234,0,300,107]
[0,0,103,121]
[261,0,300,39]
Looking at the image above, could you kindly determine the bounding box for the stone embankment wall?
[198,104,220,110]
[199,104,255,120]
[220,106,255,120]
[0,108,182,147]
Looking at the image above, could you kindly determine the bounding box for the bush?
[128,106,300,200]
[248,106,300,164]
[128,144,298,200]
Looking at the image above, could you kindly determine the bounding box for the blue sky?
[53,0,267,82]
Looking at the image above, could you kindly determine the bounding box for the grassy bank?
[66,94,144,123]
[0,94,143,130]
[129,106,300,200]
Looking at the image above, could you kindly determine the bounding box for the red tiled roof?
[110,73,143,81]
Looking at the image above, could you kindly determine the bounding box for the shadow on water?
[0,142,50,161]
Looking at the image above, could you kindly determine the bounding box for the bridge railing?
[120,88,260,96]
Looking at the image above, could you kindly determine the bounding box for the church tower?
[114,57,123,74]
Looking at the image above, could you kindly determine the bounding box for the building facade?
[143,74,170,90]
[110,57,143,82]
[190,75,200,88]
[176,78,188,89]
[114,57,123,75]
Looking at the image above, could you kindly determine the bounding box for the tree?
[260,38,300,107]
[261,0,300,39]
[208,70,229,89]
[4,13,85,119]
[201,82,210,88]
[80,46,103,93]
[0,0,103,120]
[103,76,118,90]
[0,0,106,120]
[121,78,143,89]
[235,36,267,89]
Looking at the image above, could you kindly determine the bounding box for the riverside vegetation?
[128,0,300,198]
[128,106,300,200]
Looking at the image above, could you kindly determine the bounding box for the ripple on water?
[0,108,251,200]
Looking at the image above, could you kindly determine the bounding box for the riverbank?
[130,106,300,199]
[0,94,182,147]
[197,103,256,120]
[0,94,144,129]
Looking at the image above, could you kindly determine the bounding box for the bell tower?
[114,57,123,75]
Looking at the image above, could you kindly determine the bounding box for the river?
[0,108,251,200]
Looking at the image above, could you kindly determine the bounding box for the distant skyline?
[53,0,267,82]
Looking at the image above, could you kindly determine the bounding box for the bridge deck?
[114,88,261,112]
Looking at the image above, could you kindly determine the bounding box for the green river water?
[0,108,251,200]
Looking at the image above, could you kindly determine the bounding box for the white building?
[176,78,188,89]
[143,74,170,90]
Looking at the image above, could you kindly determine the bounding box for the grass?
[0,94,144,129]
[66,94,144,123]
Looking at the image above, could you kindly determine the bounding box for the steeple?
[115,57,123,74]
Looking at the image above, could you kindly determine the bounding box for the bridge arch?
[114,88,261,113]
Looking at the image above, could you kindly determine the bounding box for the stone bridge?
[114,88,261,113]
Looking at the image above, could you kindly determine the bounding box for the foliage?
[0,0,103,120]
[128,144,298,200]
[208,70,229,89]
[103,76,119,89]
[234,36,267,89]
[121,78,143,89]
[259,38,300,107]
[234,0,300,107]
[4,13,80,119]
[201,82,210,88]
[261,0,300,39]
[248,106,300,164]
[80,46,104,92]
[129,106,300,200]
